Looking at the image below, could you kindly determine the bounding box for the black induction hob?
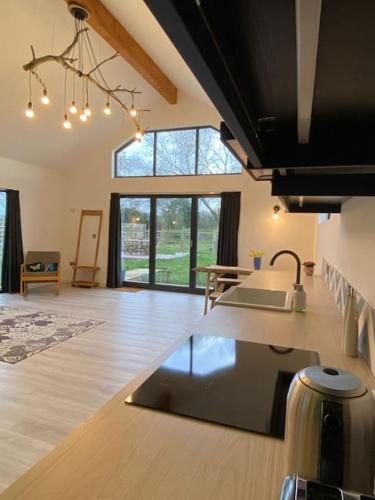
[125,335,319,439]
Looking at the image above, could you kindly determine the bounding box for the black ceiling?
[308,0,375,166]
[199,0,375,167]
[207,0,298,149]
[145,0,375,211]
[313,0,375,121]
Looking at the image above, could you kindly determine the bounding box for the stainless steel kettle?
[285,365,375,494]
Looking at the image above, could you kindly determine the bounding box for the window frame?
[114,125,244,178]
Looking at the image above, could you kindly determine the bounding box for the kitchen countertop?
[2,271,374,500]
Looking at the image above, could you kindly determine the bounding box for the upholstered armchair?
[20,251,61,295]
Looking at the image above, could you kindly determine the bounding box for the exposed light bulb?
[25,101,34,118]
[84,102,91,116]
[135,129,143,140]
[104,102,111,116]
[63,114,72,129]
[41,89,50,105]
[79,111,88,122]
[69,101,77,114]
[272,213,280,221]
[130,106,137,117]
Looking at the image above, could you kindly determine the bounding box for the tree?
[198,127,234,174]
[117,133,154,176]
[116,127,242,177]
[199,198,220,225]
[157,198,191,229]
[156,130,196,175]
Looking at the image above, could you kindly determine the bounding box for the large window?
[115,126,243,177]
[120,195,221,291]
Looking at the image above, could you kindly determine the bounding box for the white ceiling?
[0,0,210,168]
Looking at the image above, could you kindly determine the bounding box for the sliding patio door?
[196,197,221,288]
[120,195,221,292]
[120,197,151,284]
[155,197,192,287]
[0,191,6,290]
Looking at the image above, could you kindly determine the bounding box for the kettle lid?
[298,366,367,398]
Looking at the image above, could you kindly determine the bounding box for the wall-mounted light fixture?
[272,205,281,221]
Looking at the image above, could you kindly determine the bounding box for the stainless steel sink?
[215,286,292,312]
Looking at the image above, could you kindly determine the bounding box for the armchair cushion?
[26,262,44,272]
[25,262,58,273]
[44,263,58,272]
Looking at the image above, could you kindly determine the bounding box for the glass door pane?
[121,198,151,283]
[155,197,192,287]
[0,192,5,289]
[196,197,221,288]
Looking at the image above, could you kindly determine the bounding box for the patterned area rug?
[0,306,104,364]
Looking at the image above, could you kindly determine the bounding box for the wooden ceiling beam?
[65,0,178,104]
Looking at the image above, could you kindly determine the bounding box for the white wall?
[0,157,62,254]
[316,197,375,308]
[60,93,316,284]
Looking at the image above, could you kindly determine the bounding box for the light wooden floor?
[0,284,203,492]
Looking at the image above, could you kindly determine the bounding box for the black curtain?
[106,193,122,288]
[217,192,241,267]
[1,190,24,293]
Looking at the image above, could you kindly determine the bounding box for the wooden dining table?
[193,265,253,314]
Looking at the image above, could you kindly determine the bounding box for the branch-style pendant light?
[22,2,150,137]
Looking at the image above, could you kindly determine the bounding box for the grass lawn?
[123,240,216,286]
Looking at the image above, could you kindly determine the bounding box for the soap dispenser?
[342,286,358,357]
[293,283,306,312]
